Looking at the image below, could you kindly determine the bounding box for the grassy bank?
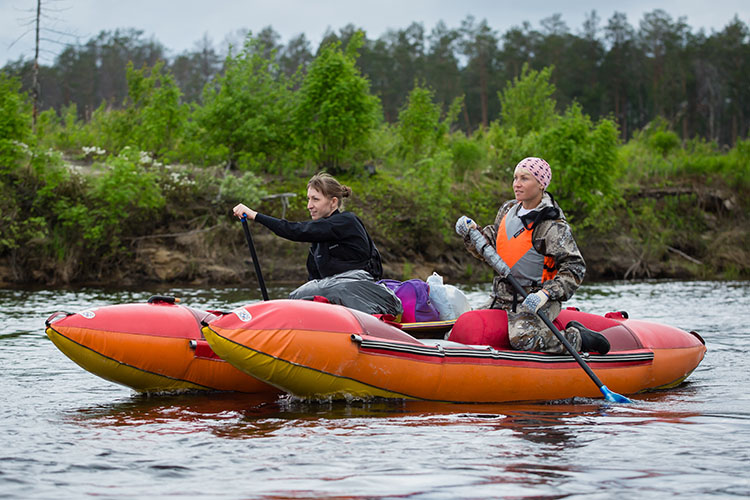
[0,149,747,289]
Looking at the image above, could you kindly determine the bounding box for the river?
[1,280,748,498]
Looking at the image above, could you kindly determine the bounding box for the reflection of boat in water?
[45,297,279,395]
[203,299,707,404]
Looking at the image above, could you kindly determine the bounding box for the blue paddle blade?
[600,385,634,403]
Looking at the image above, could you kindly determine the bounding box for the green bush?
[534,103,621,225]
[0,74,32,172]
[726,139,750,189]
[0,177,46,252]
[294,31,380,174]
[218,171,268,205]
[449,133,485,181]
[648,129,681,157]
[124,61,187,161]
[498,64,557,136]
[79,148,166,251]
[198,35,297,173]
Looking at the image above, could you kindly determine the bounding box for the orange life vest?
[495,205,558,286]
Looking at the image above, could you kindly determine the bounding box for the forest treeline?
[1,12,750,287]
[4,9,750,146]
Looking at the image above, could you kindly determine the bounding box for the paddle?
[241,214,269,301]
[455,215,632,403]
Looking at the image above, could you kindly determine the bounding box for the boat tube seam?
[357,338,655,364]
[204,326,448,401]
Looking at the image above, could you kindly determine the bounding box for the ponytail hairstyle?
[307,172,352,209]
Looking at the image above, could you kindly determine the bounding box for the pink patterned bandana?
[514,157,551,190]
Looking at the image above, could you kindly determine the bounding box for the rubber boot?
[566,320,611,355]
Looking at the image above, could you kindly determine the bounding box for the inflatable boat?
[45,296,279,394]
[202,299,706,403]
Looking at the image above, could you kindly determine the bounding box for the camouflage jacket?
[463,193,586,307]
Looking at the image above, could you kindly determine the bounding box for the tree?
[555,11,605,115]
[708,16,750,144]
[358,36,396,121]
[123,61,186,158]
[498,64,557,136]
[0,74,32,170]
[535,13,572,71]
[425,22,463,123]
[536,103,620,223]
[460,16,501,129]
[501,22,539,79]
[602,12,639,139]
[294,31,380,173]
[638,10,690,132]
[171,34,221,104]
[197,34,296,171]
[396,84,444,160]
[279,34,313,78]
[31,0,41,127]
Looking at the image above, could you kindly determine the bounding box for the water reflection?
[65,389,704,447]
[69,392,279,426]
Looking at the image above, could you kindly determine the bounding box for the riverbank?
[1,171,745,288]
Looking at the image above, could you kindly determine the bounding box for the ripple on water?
[1,281,749,498]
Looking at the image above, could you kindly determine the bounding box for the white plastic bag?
[426,272,472,320]
[443,283,472,318]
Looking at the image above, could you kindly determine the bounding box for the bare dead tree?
[8,0,78,129]
[32,0,41,128]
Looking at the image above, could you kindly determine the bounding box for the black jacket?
[255,210,378,280]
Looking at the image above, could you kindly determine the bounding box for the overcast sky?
[2,0,748,66]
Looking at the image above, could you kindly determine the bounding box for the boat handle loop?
[45,311,73,327]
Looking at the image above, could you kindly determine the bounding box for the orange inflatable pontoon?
[45,297,279,395]
[203,299,706,403]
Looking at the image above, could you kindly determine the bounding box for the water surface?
[1,281,748,498]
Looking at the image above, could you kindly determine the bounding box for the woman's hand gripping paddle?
[455,216,632,403]
[241,214,269,301]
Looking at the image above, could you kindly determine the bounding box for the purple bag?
[378,279,440,323]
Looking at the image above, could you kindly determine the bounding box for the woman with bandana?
[462,157,610,355]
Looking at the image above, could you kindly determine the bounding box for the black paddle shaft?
[504,272,607,390]
[241,217,269,301]
[456,215,631,402]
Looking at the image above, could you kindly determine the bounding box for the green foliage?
[294,31,380,173]
[648,129,681,157]
[345,171,452,252]
[641,117,681,157]
[482,122,537,179]
[171,116,227,167]
[0,177,46,252]
[0,74,32,171]
[620,125,750,194]
[218,172,268,205]
[406,149,455,241]
[53,63,187,160]
[449,132,485,180]
[197,35,296,173]
[396,85,443,160]
[396,84,463,163]
[4,34,750,284]
[92,148,165,212]
[81,148,166,250]
[534,103,621,224]
[34,104,98,155]
[726,139,750,189]
[499,64,557,136]
[124,61,186,160]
